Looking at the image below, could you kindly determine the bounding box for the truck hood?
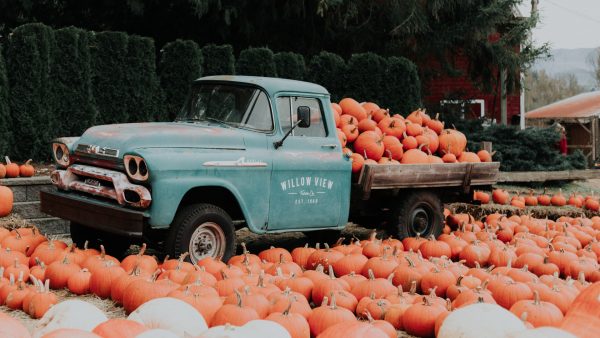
[77,122,246,152]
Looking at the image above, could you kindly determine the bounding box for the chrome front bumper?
[50,164,152,208]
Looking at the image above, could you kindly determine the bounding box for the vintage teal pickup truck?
[41,76,499,262]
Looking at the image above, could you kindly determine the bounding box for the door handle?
[321,144,338,149]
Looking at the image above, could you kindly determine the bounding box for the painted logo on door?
[280,176,334,205]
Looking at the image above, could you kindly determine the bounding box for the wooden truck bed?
[356,162,500,199]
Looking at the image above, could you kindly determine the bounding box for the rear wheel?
[69,222,131,259]
[391,191,444,239]
[166,203,236,264]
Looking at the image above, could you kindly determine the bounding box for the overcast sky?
[518,0,600,49]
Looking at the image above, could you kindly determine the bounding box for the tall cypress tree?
[274,52,306,80]
[90,31,129,124]
[202,44,235,76]
[159,39,202,121]
[345,53,388,104]
[0,45,11,156]
[125,35,164,122]
[5,23,55,161]
[52,27,97,136]
[236,47,276,77]
[307,51,346,102]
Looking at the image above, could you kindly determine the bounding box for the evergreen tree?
[5,23,55,160]
[159,39,202,121]
[345,53,388,104]
[274,52,306,80]
[52,27,98,136]
[0,46,11,156]
[383,56,421,114]
[236,47,277,77]
[202,44,235,76]
[125,35,164,122]
[307,51,346,102]
[90,31,129,124]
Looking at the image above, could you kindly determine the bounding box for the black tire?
[303,229,343,246]
[391,190,444,239]
[69,222,131,259]
[165,203,236,264]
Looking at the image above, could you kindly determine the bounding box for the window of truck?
[177,83,273,132]
[276,96,327,137]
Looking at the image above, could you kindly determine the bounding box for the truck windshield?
[176,83,273,132]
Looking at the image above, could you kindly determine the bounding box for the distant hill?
[532,48,598,90]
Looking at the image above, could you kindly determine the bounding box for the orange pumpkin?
[0,186,13,217]
[18,160,35,177]
[339,98,368,121]
[438,129,466,156]
[3,157,19,178]
[353,131,385,162]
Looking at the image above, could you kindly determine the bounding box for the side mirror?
[297,106,311,128]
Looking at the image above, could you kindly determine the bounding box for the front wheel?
[166,203,236,264]
[391,190,444,239]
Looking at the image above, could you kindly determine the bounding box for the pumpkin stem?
[365,310,375,323]
[321,296,329,307]
[100,245,106,259]
[367,269,375,280]
[234,289,243,307]
[5,156,11,165]
[409,280,417,295]
[405,256,415,267]
[283,298,293,316]
[138,243,147,256]
[533,290,540,305]
[422,296,431,306]
[329,292,338,309]
[327,265,337,279]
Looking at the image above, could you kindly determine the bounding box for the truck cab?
[41,76,351,262]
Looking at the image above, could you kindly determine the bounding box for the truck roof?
[195,75,330,96]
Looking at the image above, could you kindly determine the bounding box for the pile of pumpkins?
[0,157,35,179]
[2,210,600,337]
[332,98,493,175]
[473,188,600,211]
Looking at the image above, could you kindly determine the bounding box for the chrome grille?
[76,144,119,157]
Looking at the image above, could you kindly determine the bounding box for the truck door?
[267,95,349,231]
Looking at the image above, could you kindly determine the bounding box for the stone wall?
[1,176,68,234]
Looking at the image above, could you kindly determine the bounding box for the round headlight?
[138,160,148,176]
[124,155,149,181]
[128,158,138,176]
[52,143,70,167]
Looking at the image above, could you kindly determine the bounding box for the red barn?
[422,51,523,127]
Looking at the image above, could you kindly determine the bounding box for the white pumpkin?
[242,320,291,338]
[33,300,108,338]
[127,297,208,337]
[507,327,577,338]
[134,329,180,338]
[438,303,526,338]
[195,324,245,338]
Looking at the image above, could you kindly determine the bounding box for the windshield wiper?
[202,117,231,128]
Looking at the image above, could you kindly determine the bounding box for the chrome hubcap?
[189,222,225,263]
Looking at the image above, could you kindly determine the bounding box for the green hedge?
[0,45,10,156]
[461,123,587,171]
[236,47,276,77]
[202,44,235,76]
[383,56,422,114]
[5,23,55,161]
[90,31,129,125]
[125,35,164,122]
[307,51,346,102]
[52,27,97,136]
[274,52,305,80]
[159,39,202,121]
[344,52,388,105]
